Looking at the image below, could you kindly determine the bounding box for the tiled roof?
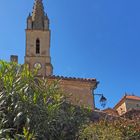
[103,108,119,116]
[114,95,140,109]
[46,75,98,83]
[125,95,140,101]
[90,110,119,121]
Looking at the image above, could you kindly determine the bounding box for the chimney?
[10,55,18,63]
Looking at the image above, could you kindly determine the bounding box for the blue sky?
[0,0,140,109]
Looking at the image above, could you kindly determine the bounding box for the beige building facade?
[24,0,98,109]
[114,95,140,115]
[48,76,98,108]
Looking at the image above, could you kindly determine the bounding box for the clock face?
[34,63,42,69]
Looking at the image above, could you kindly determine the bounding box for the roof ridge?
[49,75,96,81]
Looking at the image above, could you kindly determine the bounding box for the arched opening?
[36,39,40,54]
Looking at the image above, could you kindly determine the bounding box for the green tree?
[0,61,90,140]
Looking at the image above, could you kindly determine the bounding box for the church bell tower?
[25,0,53,76]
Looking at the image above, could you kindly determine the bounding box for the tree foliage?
[0,61,90,139]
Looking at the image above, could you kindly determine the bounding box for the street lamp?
[93,93,107,109]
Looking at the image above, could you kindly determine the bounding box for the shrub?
[0,61,90,139]
[78,118,140,140]
[78,120,122,140]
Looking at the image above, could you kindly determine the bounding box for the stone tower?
[25,0,53,76]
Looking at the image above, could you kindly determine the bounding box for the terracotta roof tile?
[103,108,119,116]
[47,75,98,83]
[126,95,140,101]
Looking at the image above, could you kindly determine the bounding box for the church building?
[12,0,99,109]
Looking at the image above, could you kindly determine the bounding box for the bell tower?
[25,0,53,76]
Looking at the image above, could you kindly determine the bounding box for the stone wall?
[48,76,98,109]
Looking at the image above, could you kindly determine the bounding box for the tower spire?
[32,0,44,20]
[29,0,49,30]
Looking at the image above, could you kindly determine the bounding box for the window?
[36,39,40,54]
